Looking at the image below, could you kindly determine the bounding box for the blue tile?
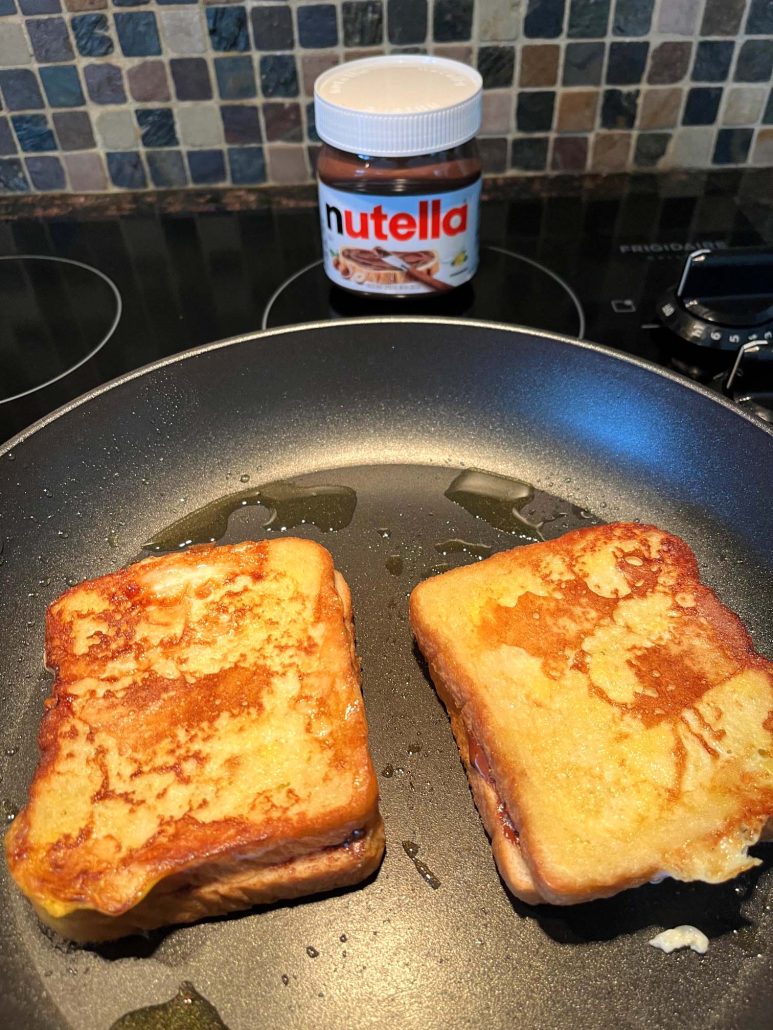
[612,0,653,35]
[221,104,261,143]
[0,116,15,154]
[39,65,84,107]
[114,11,161,57]
[215,56,256,99]
[764,90,773,124]
[606,41,648,84]
[147,149,187,187]
[516,90,555,131]
[228,145,266,184]
[259,54,298,97]
[298,3,338,47]
[692,41,734,83]
[114,0,151,5]
[136,107,177,147]
[601,88,638,127]
[84,63,125,104]
[170,57,211,100]
[746,0,773,33]
[433,0,473,42]
[0,0,16,14]
[188,148,226,184]
[0,157,29,192]
[567,0,609,37]
[19,0,59,13]
[734,39,773,82]
[26,16,74,63]
[107,151,146,189]
[524,0,565,38]
[0,69,44,111]
[157,0,198,4]
[713,127,753,165]
[26,154,64,190]
[683,87,722,125]
[206,6,249,52]
[72,14,114,57]
[11,113,56,152]
[251,4,293,50]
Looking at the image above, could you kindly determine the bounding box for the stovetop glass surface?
[0,185,768,443]
[262,245,586,336]
[0,256,120,404]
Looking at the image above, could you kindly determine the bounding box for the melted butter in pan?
[110,983,228,1030]
[143,481,357,552]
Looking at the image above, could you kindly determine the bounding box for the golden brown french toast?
[6,539,383,941]
[410,523,773,905]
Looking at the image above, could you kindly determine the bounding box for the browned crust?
[32,816,385,943]
[6,539,383,936]
[410,522,773,905]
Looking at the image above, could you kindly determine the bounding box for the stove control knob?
[657,247,773,351]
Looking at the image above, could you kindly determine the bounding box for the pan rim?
[2,314,772,1030]
[2,315,772,457]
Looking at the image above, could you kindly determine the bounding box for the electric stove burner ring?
[0,255,122,405]
[261,245,586,339]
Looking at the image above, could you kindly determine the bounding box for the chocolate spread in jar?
[314,56,483,298]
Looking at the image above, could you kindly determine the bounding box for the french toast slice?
[6,539,384,941]
[410,523,773,906]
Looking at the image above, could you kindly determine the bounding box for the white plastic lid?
[314,56,482,158]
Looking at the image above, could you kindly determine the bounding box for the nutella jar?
[314,56,482,297]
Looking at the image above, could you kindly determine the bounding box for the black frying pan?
[1,318,771,1030]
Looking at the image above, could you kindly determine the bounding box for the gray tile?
[722,87,766,126]
[53,109,94,149]
[479,0,521,41]
[96,108,136,149]
[657,0,700,35]
[663,126,714,168]
[63,151,106,191]
[701,0,745,35]
[0,24,31,65]
[177,104,223,146]
[159,8,206,55]
[563,41,604,86]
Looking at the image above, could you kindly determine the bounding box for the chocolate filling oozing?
[468,734,519,845]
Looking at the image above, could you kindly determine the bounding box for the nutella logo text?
[325,198,468,241]
[318,179,480,294]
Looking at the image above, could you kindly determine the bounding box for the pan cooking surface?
[1,320,771,1029]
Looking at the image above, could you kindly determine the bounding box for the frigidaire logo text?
[325,198,468,240]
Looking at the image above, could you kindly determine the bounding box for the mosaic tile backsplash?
[0,0,771,194]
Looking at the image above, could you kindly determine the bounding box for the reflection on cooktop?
[262,246,586,339]
[0,180,768,443]
[0,256,121,405]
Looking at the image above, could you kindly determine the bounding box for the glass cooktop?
[0,175,768,443]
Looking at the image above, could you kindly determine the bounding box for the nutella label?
[318,180,480,294]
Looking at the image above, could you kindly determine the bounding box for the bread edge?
[31,815,386,943]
